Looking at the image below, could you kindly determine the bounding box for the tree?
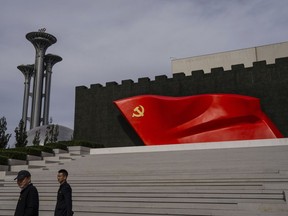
[14,119,28,147]
[0,116,12,149]
[32,129,41,146]
[44,124,59,145]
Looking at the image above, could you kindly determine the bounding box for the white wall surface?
[172,41,288,75]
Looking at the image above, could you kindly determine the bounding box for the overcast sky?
[1,0,288,145]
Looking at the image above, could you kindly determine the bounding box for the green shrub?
[0,150,27,160]
[29,145,54,154]
[0,155,8,165]
[13,147,42,157]
[45,142,68,151]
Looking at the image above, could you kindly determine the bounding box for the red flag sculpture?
[114,94,283,145]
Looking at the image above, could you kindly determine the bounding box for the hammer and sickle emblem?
[132,105,144,117]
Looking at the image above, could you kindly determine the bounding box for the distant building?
[171,41,288,75]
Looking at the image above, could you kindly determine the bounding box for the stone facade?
[74,57,288,147]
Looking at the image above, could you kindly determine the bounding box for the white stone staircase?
[1,139,288,216]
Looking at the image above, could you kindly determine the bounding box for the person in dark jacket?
[54,169,74,216]
[14,170,39,216]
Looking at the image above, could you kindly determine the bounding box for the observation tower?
[43,54,62,125]
[17,64,34,129]
[18,29,62,129]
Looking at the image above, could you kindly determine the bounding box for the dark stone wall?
[74,57,288,147]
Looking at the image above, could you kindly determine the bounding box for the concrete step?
[28,160,46,166]
[9,165,28,172]
[1,142,288,216]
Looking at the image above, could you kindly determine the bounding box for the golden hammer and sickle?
[132,105,144,117]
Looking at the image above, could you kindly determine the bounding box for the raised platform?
[90,137,288,154]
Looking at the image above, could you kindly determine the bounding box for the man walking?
[14,170,39,216]
[54,169,74,216]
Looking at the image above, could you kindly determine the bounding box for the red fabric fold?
[114,94,283,145]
